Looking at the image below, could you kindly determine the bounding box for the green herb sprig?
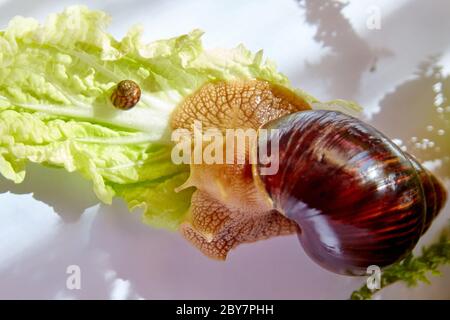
[351,225,450,300]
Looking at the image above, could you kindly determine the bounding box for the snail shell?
[256,110,447,275]
[111,80,141,110]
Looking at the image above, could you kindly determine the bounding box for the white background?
[0,0,449,299]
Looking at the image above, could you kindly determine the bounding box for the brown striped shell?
[256,110,447,275]
[111,80,141,110]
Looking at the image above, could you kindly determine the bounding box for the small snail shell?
[256,110,447,275]
[111,80,141,110]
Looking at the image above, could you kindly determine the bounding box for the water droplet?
[428,141,435,148]
[434,93,444,106]
[411,137,418,143]
[415,142,422,149]
[438,129,445,136]
[433,82,442,93]
[400,146,407,152]
[426,125,434,132]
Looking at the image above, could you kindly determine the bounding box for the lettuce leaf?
[0,6,359,230]
[0,6,295,229]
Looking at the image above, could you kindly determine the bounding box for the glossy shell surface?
[257,110,447,275]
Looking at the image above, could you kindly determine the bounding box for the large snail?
[170,79,447,275]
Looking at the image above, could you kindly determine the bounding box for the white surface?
[0,0,449,299]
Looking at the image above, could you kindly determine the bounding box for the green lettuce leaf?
[0,5,359,230]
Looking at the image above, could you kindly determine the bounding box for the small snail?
[171,80,447,275]
[111,80,141,110]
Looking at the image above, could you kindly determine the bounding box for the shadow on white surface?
[0,188,362,299]
[294,0,388,100]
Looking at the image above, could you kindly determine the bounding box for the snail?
[171,79,447,275]
[111,80,141,110]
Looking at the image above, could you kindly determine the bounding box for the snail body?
[171,80,447,275]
